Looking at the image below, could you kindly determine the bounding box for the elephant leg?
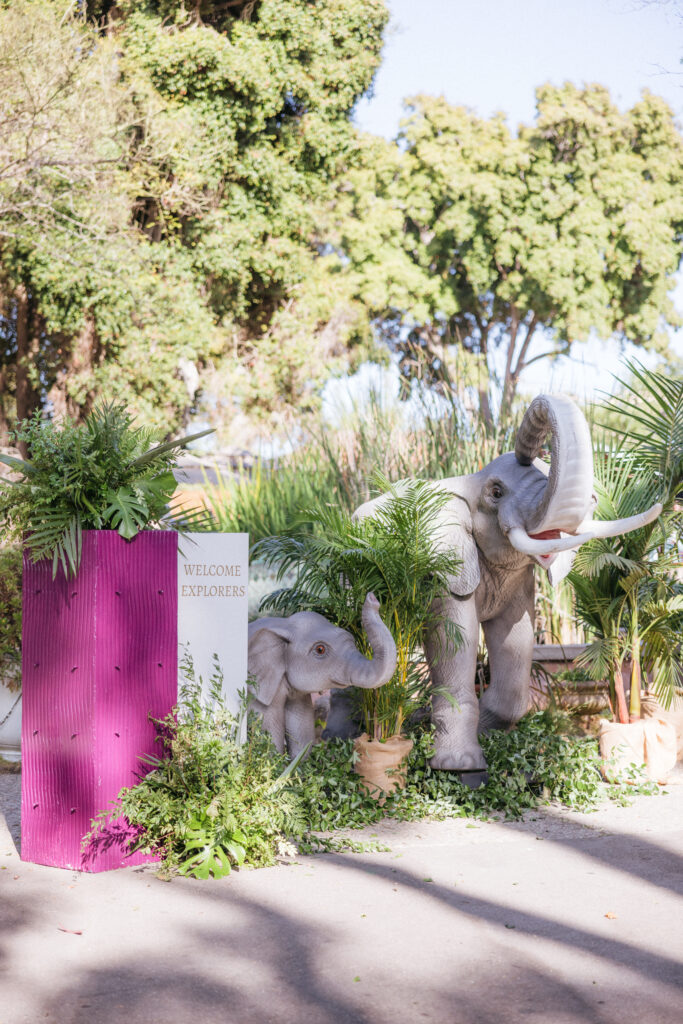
[285,695,316,759]
[425,594,486,771]
[479,577,535,733]
[252,689,287,753]
[322,688,361,740]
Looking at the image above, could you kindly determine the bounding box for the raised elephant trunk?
[510,394,661,556]
[514,394,594,534]
[347,593,397,689]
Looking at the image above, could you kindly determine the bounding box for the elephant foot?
[430,743,487,773]
[478,705,523,734]
[457,770,489,790]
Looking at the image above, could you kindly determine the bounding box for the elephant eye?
[491,484,504,500]
[312,643,328,658]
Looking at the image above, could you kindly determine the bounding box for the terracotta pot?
[642,693,683,762]
[353,732,413,803]
[598,718,677,784]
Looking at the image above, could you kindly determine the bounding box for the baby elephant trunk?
[347,593,397,689]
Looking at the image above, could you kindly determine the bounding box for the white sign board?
[178,533,249,711]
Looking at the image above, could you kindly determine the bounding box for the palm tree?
[571,364,683,722]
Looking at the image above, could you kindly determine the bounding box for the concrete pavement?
[1,767,682,1024]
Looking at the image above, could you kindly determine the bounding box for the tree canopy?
[0,0,387,443]
[1,5,681,445]
[334,86,683,417]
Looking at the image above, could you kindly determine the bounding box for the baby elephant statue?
[247,593,397,758]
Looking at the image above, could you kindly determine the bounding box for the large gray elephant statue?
[354,394,661,780]
[248,592,396,758]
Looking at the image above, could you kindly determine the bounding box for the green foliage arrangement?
[85,662,305,879]
[0,402,212,577]
[0,545,22,691]
[88,692,656,879]
[570,364,683,720]
[296,712,647,830]
[255,479,463,740]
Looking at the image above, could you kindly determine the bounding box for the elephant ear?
[247,619,292,706]
[438,496,480,597]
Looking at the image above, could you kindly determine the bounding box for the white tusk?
[576,502,663,540]
[507,526,595,556]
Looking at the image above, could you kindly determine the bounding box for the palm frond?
[0,453,36,476]
[129,429,215,470]
[603,361,683,498]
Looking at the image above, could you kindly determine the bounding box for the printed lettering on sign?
[177,534,249,710]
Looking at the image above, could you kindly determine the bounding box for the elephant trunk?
[347,593,397,689]
[511,393,662,558]
[514,394,594,535]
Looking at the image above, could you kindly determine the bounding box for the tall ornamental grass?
[204,392,514,546]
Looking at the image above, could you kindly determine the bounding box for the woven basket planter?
[353,733,413,804]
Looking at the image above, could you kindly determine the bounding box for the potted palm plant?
[570,364,682,782]
[255,478,462,800]
[0,402,212,870]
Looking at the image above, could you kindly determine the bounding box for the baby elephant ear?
[247,619,292,707]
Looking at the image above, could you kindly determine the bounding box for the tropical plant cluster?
[254,480,463,740]
[571,365,683,718]
[0,400,210,576]
[88,678,657,880]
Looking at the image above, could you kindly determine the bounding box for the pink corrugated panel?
[21,530,178,871]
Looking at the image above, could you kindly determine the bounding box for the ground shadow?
[30,865,683,1024]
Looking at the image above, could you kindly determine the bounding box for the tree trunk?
[476,322,494,427]
[14,284,40,455]
[0,364,10,445]
[47,316,100,422]
[613,662,630,725]
[501,313,538,418]
[629,637,642,722]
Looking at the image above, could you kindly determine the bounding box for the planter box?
[21,531,178,872]
[530,644,611,713]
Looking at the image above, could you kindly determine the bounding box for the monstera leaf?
[136,471,177,506]
[177,815,247,880]
[103,486,149,540]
